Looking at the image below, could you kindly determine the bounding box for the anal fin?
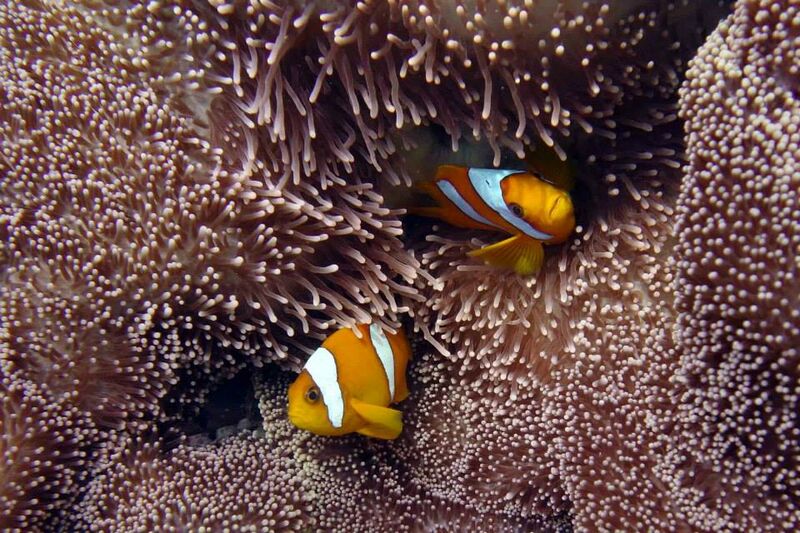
[468,234,545,275]
[351,398,403,440]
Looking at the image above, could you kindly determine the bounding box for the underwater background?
[1,0,799,531]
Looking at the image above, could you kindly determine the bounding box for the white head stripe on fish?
[436,179,499,229]
[467,168,554,240]
[368,323,396,399]
[304,347,344,428]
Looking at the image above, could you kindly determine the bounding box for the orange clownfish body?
[287,324,412,440]
[410,165,576,275]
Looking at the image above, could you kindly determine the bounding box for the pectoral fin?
[351,398,403,440]
[468,234,545,275]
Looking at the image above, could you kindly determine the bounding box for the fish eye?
[305,387,320,403]
[508,203,524,217]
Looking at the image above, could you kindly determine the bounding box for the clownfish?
[410,165,576,275]
[287,324,412,440]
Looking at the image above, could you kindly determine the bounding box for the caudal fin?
[403,180,445,219]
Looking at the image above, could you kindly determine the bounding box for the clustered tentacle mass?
[668,0,800,528]
[72,431,314,531]
[1,0,798,531]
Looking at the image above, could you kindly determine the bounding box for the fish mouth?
[287,406,304,428]
[549,194,572,219]
[288,412,308,431]
[549,196,562,218]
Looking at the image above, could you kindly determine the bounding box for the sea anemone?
[0,0,419,437]
[0,373,92,531]
[406,0,719,385]
[665,0,800,528]
[72,431,313,531]
[255,369,559,531]
[2,0,798,530]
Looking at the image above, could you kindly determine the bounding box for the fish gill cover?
[1,0,798,531]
